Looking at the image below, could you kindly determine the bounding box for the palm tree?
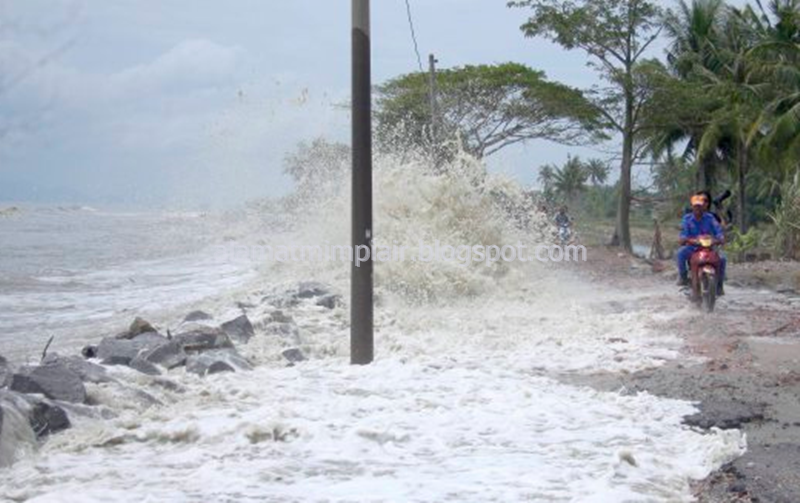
[660,0,729,190]
[551,156,589,204]
[584,159,609,186]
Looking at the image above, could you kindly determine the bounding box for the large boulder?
[29,401,71,438]
[137,340,186,370]
[221,314,254,344]
[41,354,111,384]
[186,349,252,377]
[9,361,86,403]
[97,332,168,365]
[174,326,234,354]
[0,393,37,468]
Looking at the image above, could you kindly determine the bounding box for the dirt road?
[570,247,800,502]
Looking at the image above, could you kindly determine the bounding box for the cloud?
[0,35,347,206]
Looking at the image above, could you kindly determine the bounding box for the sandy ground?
[568,247,800,502]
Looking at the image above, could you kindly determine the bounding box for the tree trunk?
[696,153,714,192]
[615,94,634,253]
[738,142,748,234]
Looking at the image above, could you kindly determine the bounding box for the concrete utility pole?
[428,53,438,168]
[351,0,373,365]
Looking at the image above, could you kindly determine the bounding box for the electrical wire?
[404,0,424,72]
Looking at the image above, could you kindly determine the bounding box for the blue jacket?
[680,212,723,242]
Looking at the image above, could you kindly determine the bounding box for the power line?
[404,0,424,72]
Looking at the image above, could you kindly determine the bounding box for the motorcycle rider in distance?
[677,195,725,288]
[554,205,572,244]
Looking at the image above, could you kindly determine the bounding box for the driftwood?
[40,335,55,362]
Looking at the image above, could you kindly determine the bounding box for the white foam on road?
[0,276,744,503]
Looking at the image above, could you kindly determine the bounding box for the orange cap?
[690,195,706,207]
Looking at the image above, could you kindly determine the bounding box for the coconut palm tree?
[584,158,610,186]
[551,156,589,205]
[658,0,729,190]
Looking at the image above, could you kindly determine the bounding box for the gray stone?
[81,345,98,359]
[174,326,234,354]
[186,349,252,377]
[41,354,111,384]
[0,356,9,388]
[129,317,156,337]
[221,314,254,344]
[184,310,213,322]
[114,317,158,340]
[97,338,140,364]
[29,401,70,438]
[0,394,37,468]
[138,340,186,370]
[97,333,167,364]
[282,348,306,363]
[9,361,86,404]
[296,281,329,299]
[131,331,169,346]
[316,293,341,309]
[128,357,162,376]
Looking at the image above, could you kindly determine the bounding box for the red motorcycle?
[689,235,722,312]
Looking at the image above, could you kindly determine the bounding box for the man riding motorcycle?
[677,195,725,291]
[554,206,572,245]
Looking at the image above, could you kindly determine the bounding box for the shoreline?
[570,246,800,502]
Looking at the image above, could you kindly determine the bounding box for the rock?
[296,281,329,299]
[41,354,111,384]
[129,317,156,337]
[0,356,9,388]
[316,293,341,309]
[138,341,186,370]
[128,357,162,376]
[221,314,254,344]
[97,333,168,364]
[132,331,169,346]
[174,326,234,354]
[282,348,306,363]
[0,393,37,468]
[81,345,98,359]
[29,401,70,438]
[97,338,138,364]
[183,310,213,323]
[114,317,158,340]
[9,361,86,403]
[186,349,252,377]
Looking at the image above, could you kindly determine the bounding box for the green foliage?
[510,0,664,252]
[374,62,602,161]
[726,226,761,258]
[538,156,610,206]
[768,171,800,258]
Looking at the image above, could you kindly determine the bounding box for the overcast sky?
[0,0,714,208]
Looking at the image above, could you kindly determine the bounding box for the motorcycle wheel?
[701,273,716,313]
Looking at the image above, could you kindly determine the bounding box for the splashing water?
[0,150,745,501]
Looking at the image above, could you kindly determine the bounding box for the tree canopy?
[374,62,603,160]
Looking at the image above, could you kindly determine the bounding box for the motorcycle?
[689,235,721,312]
[557,224,572,245]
